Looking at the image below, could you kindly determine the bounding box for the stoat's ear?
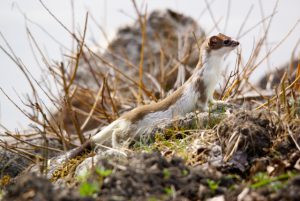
[209,36,220,47]
[217,33,227,38]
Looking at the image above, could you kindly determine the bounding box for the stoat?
[68,33,239,158]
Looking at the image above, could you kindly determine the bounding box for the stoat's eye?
[223,40,231,46]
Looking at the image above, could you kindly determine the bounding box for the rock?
[75,155,105,178]
[76,9,206,91]
[0,136,63,177]
[0,149,31,178]
[207,195,225,201]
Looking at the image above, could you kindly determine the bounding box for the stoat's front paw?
[103,149,127,157]
[208,99,226,105]
[203,105,209,112]
[208,100,238,113]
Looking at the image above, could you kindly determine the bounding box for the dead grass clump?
[217,111,277,162]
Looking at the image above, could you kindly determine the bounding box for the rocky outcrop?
[0,135,63,177]
[76,9,205,91]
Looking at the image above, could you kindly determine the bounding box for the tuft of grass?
[78,167,113,197]
[250,171,297,190]
[147,197,159,201]
[95,167,113,177]
[182,169,189,176]
[164,186,175,197]
[163,168,171,180]
[0,189,4,200]
[206,179,220,193]
[79,181,99,197]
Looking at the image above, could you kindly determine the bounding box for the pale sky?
[0,0,299,130]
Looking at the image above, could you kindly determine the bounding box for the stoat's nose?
[231,41,239,47]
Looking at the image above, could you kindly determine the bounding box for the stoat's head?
[204,33,239,56]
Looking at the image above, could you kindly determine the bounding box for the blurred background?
[0,0,299,130]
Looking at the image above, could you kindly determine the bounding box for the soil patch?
[81,152,235,201]
[3,174,93,201]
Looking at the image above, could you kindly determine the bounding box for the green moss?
[0,175,10,188]
[50,155,88,182]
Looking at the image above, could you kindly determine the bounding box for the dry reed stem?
[295,61,300,91]
[67,13,88,90]
[204,0,220,32]
[132,0,147,105]
[256,73,300,110]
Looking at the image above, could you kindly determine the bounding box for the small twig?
[132,0,147,104]
[223,0,231,33]
[204,0,220,32]
[105,78,120,118]
[67,13,88,90]
[238,12,277,39]
[236,4,254,38]
[0,141,41,163]
[80,84,103,131]
[287,125,300,151]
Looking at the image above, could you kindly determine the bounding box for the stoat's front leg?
[208,98,226,105]
[208,97,238,113]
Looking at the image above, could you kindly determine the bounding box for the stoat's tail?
[66,119,125,160]
[91,119,123,144]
